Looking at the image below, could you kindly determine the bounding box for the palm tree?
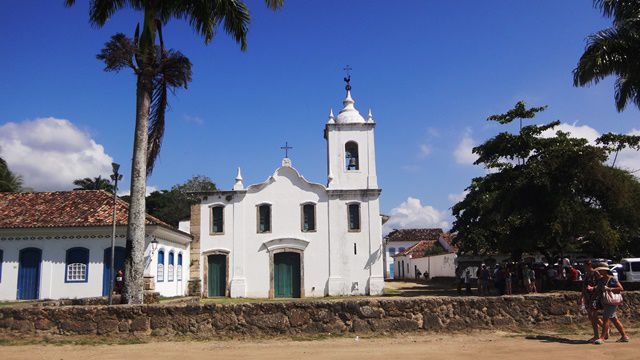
[73,176,115,192]
[0,157,23,192]
[574,1,640,111]
[65,0,284,304]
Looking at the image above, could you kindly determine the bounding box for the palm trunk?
[122,70,153,305]
[122,8,157,305]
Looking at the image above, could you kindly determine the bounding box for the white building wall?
[384,240,419,278]
[392,253,457,281]
[0,230,190,301]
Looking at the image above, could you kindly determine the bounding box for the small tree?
[0,157,23,192]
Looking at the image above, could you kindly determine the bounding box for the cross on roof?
[280,141,293,158]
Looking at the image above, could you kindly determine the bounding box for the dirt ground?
[1,331,638,360]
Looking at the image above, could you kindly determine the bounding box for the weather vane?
[280,141,293,158]
[343,65,352,91]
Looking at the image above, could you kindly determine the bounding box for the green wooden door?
[207,255,226,297]
[274,252,301,298]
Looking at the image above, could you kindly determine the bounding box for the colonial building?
[383,228,450,279]
[187,84,385,298]
[391,234,457,280]
[0,191,191,300]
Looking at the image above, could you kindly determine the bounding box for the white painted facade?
[0,226,190,301]
[194,87,384,298]
[384,240,418,279]
[393,253,457,280]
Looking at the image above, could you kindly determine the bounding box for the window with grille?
[65,247,89,282]
[157,250,165,282]
[258,204,271,233]
[211,206,224,234]
[348,203,361,231]
[168,252,174,282]
[177,253,183,281]
[302,203,316,232]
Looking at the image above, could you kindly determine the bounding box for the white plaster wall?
[178,220,191,234]
[145,236,190,298]
[392,253,457,281]
[326,124,377,190]
[384,241,419,279]
[411,254,457,278]
[0,232,189,301]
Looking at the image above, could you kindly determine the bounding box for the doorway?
[273,252,301,298]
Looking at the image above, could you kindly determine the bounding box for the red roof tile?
[0,190,172,229]
[393,240,445,258]
[385,228,444,242]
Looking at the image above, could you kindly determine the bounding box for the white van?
[620,258,640,282]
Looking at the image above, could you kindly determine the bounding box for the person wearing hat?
[589,263,629,344]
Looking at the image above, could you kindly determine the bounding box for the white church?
[0,81,384,301]
[186,81,385,298]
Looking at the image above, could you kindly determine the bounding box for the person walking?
[464,269,472,295]
[582,260,602,343]
[479,264,490,296]
[593,264,630,344]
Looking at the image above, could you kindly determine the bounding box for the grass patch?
[0,335,148,346]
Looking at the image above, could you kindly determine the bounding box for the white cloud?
[0,117,113,191]
[454,128,478,165]
[448,190,468,204]
[540,122,600,143]
[418,144,431,158]
[382,197,450,235]
[183,114,204,125]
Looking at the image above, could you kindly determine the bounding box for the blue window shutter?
[157,250,165,282]
[169,252,174,265]
[178,253,182,265]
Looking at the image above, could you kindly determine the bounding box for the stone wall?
[1,292,638,338]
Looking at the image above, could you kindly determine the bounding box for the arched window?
[301,203,316,232]
[211,205,224,234]
[0,249,3,283]
[345,141,359,170]
[348,203,361,231]
[65,247,89,283]
[177,253,183,281]
[157,250,165,282]
[168,252,175,282]
[257,204,271,233]
[389,247,396,255]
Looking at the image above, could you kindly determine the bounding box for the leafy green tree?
[146,175,216,227]
[574,1,640,111]
[452,102,640,260]
[73,176,114,192]
[65,0,284,304]
[0,157,23,192]
[596,132,640,167]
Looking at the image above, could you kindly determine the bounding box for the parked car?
[620,258,640,282]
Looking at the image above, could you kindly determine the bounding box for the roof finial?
[233,167,244,190]
[328,108,335,124]
[343,65,352,92]
[367,108,373,122]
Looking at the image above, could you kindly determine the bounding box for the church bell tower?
[325,76,378,190]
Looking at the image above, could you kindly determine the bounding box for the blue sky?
[1,1,640,230]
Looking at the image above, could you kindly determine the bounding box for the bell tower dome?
[325,77,378,190]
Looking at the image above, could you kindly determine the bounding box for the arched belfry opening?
[345,141,359,170]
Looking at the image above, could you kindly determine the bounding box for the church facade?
[188,85,384,298]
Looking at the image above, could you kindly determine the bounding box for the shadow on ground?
[524,335,591,345]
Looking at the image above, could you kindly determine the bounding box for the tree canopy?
[122,175,217,227]
[451,102,640,260]
[73,176,115,192]
[0,157,23,193]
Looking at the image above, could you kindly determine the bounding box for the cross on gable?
[280,141,293,158]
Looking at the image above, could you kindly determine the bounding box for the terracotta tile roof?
[385,228,444,242]
[0,190,172,229]
[393,240,441,258]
